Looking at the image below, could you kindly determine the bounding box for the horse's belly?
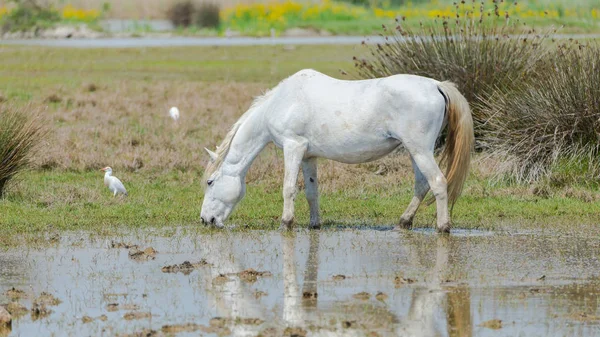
[307,138,400,164]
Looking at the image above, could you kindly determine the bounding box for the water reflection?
[280,232,473,336]
[1,230,600,336]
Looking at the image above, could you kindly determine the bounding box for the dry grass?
[35,80,264,172]
[0,44,411,194]
[23,78,421,194]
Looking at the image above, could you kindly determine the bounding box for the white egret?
[169,107,180,121]
[100,167,128,196]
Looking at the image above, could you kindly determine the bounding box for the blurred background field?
[0,0,598,36]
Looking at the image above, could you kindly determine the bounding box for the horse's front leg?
[280,140,308,230]
[302,157,320,229]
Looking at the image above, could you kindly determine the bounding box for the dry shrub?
[0,105,46,196]
[195,2,220,28]
[481,43,600,183]
[167,0,195,27]
[354,0,553,144]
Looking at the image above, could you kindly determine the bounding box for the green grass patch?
[2,170,600,238]
[0,44,358,93]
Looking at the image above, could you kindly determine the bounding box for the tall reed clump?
[167,0,195,28]
[195,2,220,29]
[167,1,220,29]
[0,106,45,196]
[481,43,600,183]
[354,0,553,144]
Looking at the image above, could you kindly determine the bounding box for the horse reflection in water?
[201,232,472,337]
[198,235,265,337]
[282,233,472,337]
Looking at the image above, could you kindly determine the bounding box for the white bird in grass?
[100,167,128,197]
[169,106,180,121]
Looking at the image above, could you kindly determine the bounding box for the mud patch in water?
[4,302,27,317]
[128,247,157,261]
[161,259,211,274]
[236,268,272,283]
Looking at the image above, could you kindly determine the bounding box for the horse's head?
[200,148,246,228]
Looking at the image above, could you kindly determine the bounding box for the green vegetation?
[1,0,598,36]
[0,0,101,34]
[0,0,61,32]
[219,0,599,36]
[0,44,599,240]
[4,168,600,236]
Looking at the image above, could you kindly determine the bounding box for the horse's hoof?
[279,218,294,231]
[309,223,321,230]
[436,223,451,234]
[395,218,413,230]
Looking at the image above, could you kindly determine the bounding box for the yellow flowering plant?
[61,5,100,23]
[220,0,598,36]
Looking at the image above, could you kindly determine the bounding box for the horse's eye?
[207,180,213,186]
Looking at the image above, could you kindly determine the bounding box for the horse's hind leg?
[409,152,450,233]
[302,158,320,229]
[396,156,430,230]
[280,139,308,230]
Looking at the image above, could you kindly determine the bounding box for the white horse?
[201,69,473,233]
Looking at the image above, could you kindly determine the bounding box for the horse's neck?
[221,110,269,178]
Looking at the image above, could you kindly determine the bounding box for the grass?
[4,165,600,236]
[1,43,600,240]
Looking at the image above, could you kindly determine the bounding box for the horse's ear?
[205,148,218,162]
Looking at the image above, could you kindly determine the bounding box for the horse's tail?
[437,81,474,209]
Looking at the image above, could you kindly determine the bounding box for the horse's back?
[265,70,446,163]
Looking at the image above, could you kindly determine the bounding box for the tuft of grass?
[482,42,600,183]
[0,104,45,196]
[353,0,554,145]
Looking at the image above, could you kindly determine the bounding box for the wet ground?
[1,228,600,336]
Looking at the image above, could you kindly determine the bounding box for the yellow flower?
[62,4,100,22]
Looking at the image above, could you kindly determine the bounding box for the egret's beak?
[100,167,106,171]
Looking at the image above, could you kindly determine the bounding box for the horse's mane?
[203,89,273,182]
